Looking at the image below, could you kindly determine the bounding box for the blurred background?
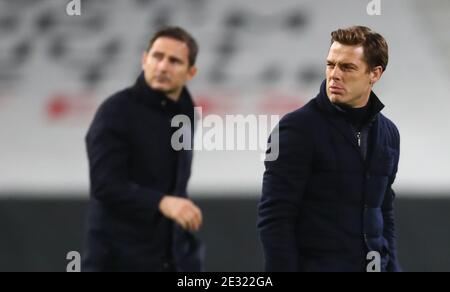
[1,0,450,271]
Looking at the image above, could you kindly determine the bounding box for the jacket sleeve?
[86,100,165,214]
[257,113,313,272]
[382,128,401,272]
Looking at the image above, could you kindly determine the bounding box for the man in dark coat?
[82,27,204,272]
[258,26,401,272]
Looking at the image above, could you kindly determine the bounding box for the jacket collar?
[314,80,386,163]
[315,79,384,124]
[132,72,193,112]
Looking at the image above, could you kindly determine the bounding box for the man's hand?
[159,196,203,232]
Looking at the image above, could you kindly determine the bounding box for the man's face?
[326,41,381,108]
[142,37,197,100]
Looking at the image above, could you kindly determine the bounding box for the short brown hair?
[147,26,199,67]
[331,26,388,72]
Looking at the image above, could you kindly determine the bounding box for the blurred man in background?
[82,26,204,272]
[258,26,401,272]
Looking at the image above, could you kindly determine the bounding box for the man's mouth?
[329,85,344,94]
[155,76,170,83]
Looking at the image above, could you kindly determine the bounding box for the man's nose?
[157,58,170,71]
[330,67,342,81]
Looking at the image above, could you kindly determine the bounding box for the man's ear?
[141,52,148,71]
[187,66,198,81]
[370,66,383,85]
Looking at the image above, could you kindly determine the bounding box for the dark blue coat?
[82,73,204,272]
[258,81,401,272]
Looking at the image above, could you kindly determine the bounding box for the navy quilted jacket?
[258,80,400,272]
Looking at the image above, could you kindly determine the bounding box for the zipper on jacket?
[356,132,361,147]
